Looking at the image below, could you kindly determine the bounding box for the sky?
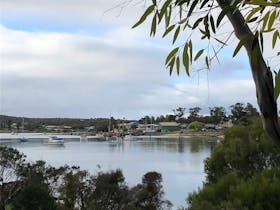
[0,0,278,119]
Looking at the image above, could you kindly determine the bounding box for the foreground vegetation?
[0,147,172,210]
[1,117,279,210]
[186,117,280,210]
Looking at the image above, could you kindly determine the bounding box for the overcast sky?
[0,0,278,119]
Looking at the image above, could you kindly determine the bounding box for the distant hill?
[0,115,123,132]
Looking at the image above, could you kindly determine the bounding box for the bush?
[188,121,205,130]
[0,146,171,210]
[204,117,280,183]
[186,117,280,210]
[187,168,280,210]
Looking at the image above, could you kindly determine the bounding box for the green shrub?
[188,121,205,130]
[186,117,280,210]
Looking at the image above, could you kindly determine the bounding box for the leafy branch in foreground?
[132,0,280,142]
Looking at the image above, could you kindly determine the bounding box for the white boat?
[46,136,64,145]
[123,134,137,141]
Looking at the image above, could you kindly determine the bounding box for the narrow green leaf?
[189,40,193,63]
[150,15,157,37]
[203,15,210,39]
[245,0,270,6]
[165,47,179,65]
[268,10,276,30]
[200,0,209,9]
[274,70,280,100]
[176,0,189,6]
[233,36,249,57]
[217,6,231,27]
[165,5,172,27]
[176,56,180,75]
[262,11,270,31]
[210,15,216,34]
[194,49,204,61]
[183,42,188,63]
[168,57,176,76]
[187,0,199,17]
[247,17,258,23]
[163,25,175,37]
[173,26,181,44]
[245,7,262,23]
[132,5,155,28]
[205,56,209,69]
[185,55,190,76]
[272,30,279,48]
[158,0,172,23]
[183,45,190,76]
[152,0,157,5]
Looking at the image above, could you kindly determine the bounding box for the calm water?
[0,136,217,209]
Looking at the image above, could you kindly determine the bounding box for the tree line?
[139,102,259,125]
[0,102,259,132]
[0,146,171,210]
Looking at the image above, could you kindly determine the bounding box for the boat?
[46,136,64,145]
[80,134,88,141]
[107,136,121,143]
[19,118,28,142]
[19,137,28,142]
[123,134,137,141]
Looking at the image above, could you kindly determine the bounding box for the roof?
[159,122,179,127]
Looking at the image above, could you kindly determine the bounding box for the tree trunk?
[216,0,280,142]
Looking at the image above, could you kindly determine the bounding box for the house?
[125,121,139,130]
[137,124,160,134]
[159,122,180,132]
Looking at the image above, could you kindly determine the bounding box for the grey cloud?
[1,25,268,119]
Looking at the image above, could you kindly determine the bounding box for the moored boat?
[46,136,64,145]
[107,136,121,143]
[19,137,28,142]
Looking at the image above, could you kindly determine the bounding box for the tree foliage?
[187,168,280,210]
[188,121,205,130]
[209,106,227,124]
[230,102,259,123]
[204,117,280,183]
[173,107,186,122]
[185,117,280,209]
[133,0,279,79]
[0,147,26,210]
[188,107,201,122]
[133,0,280,142]
[0,146,171,210]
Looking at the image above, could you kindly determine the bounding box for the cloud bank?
[0,0,264,119]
